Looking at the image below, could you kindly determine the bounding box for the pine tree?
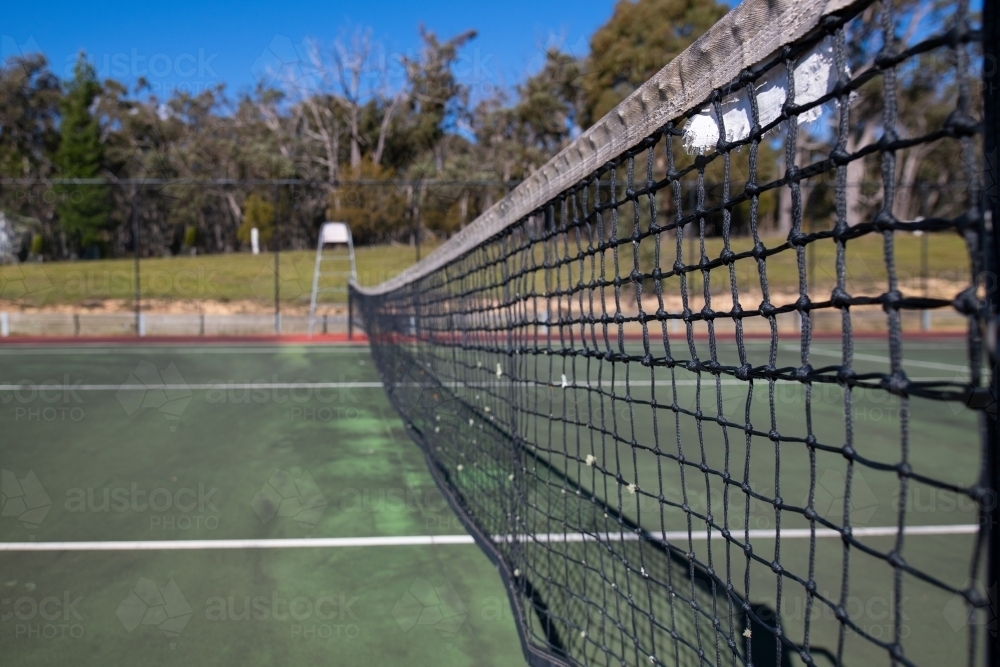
[55,54,110,256]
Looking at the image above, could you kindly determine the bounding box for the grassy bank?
[0,243,437,311]
[0,231,970,312]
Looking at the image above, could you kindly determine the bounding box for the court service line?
[0,524,977,551]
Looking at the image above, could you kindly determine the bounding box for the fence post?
[274,183,280,335]
[132,186,141,337]
[348,290,354,340]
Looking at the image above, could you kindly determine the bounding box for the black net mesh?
[354,1,996,665]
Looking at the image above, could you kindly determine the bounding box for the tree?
[327,158,406,243]
[238,193,275,246]
[581,0,727,128]
[55,54,110,255]
[0,53,60,179]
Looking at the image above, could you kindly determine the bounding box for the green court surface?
[0,338,985,666]
[0,344,525,667]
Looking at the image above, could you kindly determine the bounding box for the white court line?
[0,382,385,391]
[512,524,979,543]
[0,376,953,392]
[0,347,365,356]
[788,346,968,373]
[0,524,977,551]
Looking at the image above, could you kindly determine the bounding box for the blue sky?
[1,0,629,100]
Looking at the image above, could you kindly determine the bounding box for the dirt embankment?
[0,298,347,316]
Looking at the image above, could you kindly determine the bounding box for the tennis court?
[0,0,995,664]
[0,337,982,666]
[0,342,525,666]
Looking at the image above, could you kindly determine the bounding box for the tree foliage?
[581,0,727,127]
[54,55,110,254]
[0,0,979,261]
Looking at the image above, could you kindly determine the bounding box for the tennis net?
[352,0,997,665]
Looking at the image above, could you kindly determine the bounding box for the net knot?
[700,306,716,322]
[883,371,910,396]
[878,128,899,147]
[744,181,761,197]
[837,367,856,385]
[873,209,896,232]
[830,148,851,166]
[830,287,852,309]
[793,364,813,381]
[686,359,700,372]
[953,287,979,316]
[943,109,979,138]
[897,462,912,478]
[735,364,753,381]
[759,302,778,318]
[788,230,808,247]
[641,354,654,367]
[770,560,783,574]
[881,289,903,311]
[751,242,767,260]
[630,269,643,283]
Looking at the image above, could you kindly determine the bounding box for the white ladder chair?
[308,222,357,337]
